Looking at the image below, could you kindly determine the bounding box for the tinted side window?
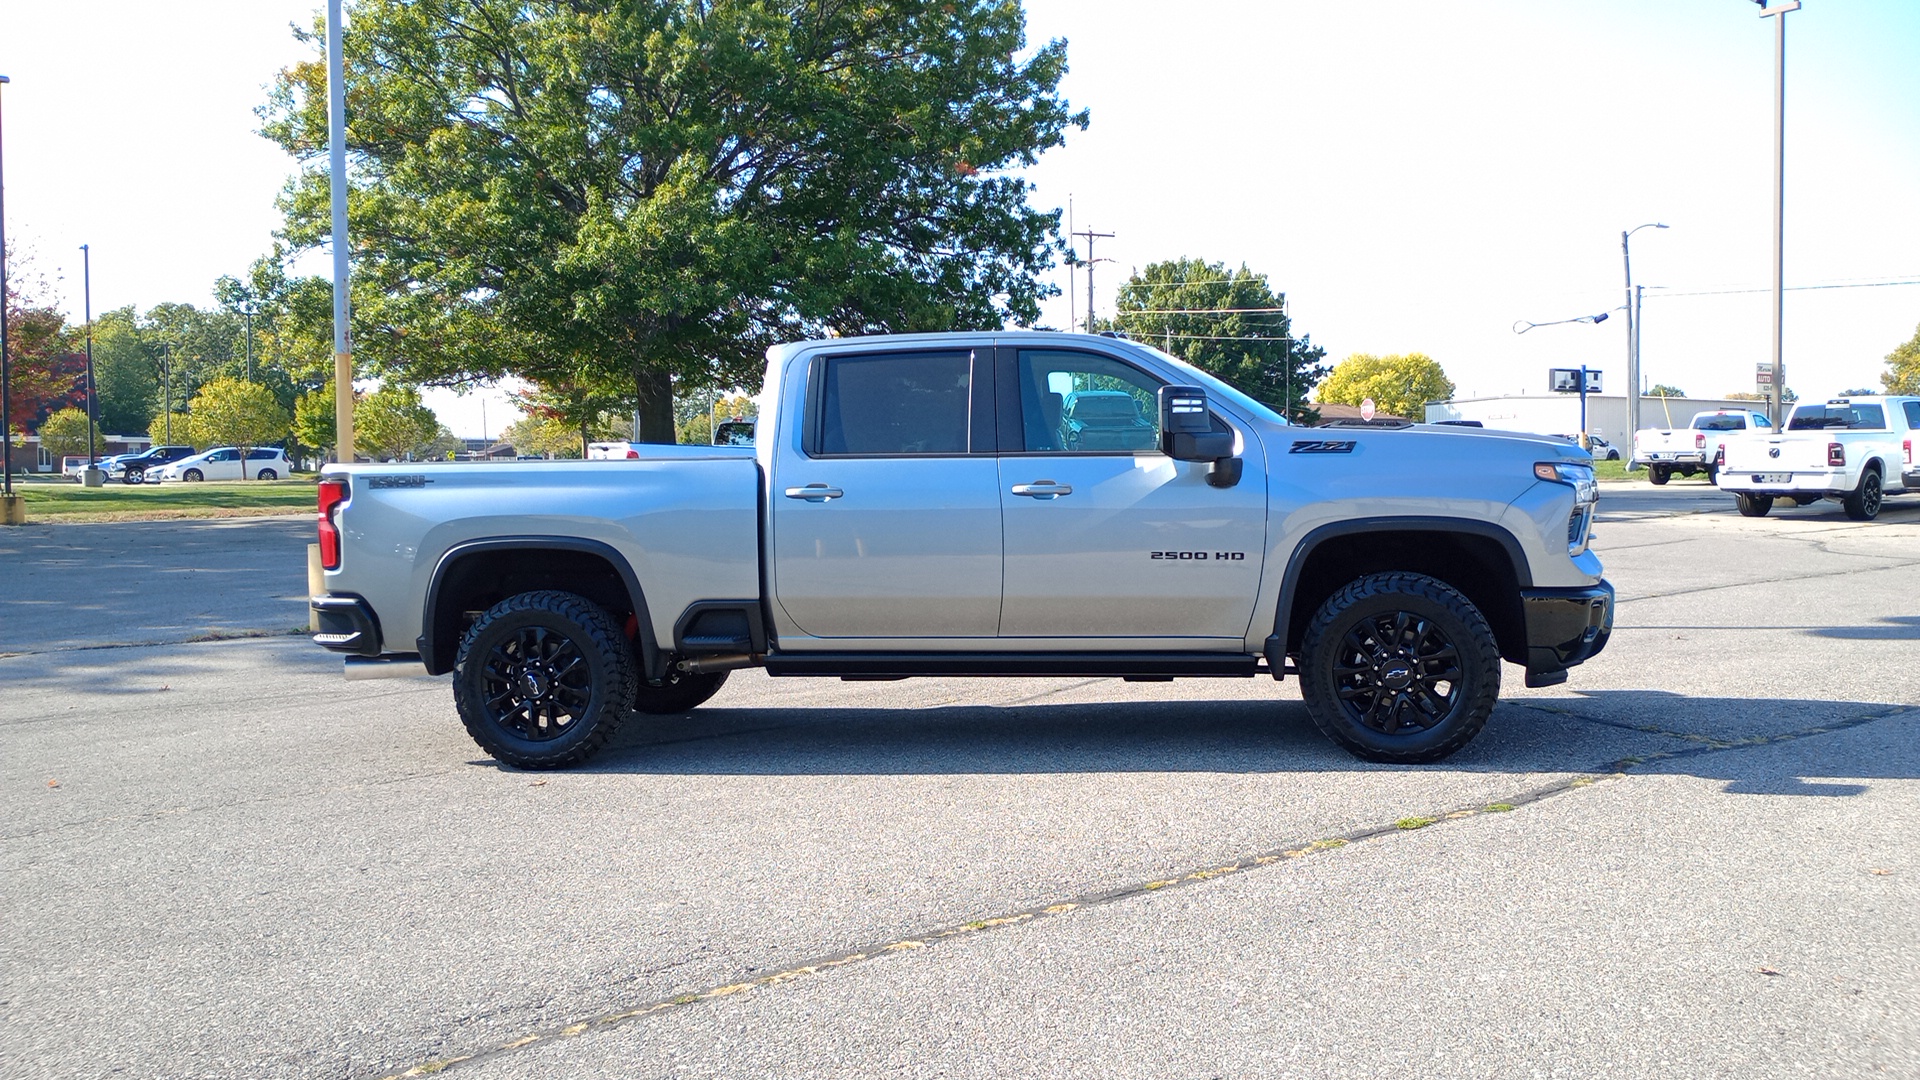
[247,448,278,459]
[1849,404,1886,429]
[1905,401,1920,429]
[1015,349,1163,453]
[817,351,971,456]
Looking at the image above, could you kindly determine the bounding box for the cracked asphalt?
[2,481,1916,1079]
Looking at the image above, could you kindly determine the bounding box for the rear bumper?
[311,593,382,656]
[1716,468,1847,496]
[1520,582,1613,688]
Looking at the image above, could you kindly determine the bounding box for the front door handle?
[1010,480,1073,499]
[784,484,844,502]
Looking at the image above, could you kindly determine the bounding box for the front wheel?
[1842,469,1883,521]
[122,468,145,485]
[182,468,203,482]
[1648,465,1671,486]
[1296,572,1502,764]
[452,590,637,769]
[1736,493,1773,517]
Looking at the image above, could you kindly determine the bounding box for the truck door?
[769,347,1003,639]
[995,346,1266,644]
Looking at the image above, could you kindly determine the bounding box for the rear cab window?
[806,349,991,457]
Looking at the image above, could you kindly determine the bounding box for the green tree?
[1315,353,1455,420]
[261,0,1086,442]
[356,385,443,461]
[36,408,101,463]
[149,411,193,445]
[88,308,162,435]
[1646,384,1687,398]
[1882,323,1920,395]
[293,387,338,461]
[501,412,590,459]
[185,378,291,478]
[1108,258,1327,421]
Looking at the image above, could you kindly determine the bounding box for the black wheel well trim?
[1265,516,1533,671]
[419,536,663,680]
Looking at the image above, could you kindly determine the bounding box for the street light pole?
[1621,222,1668,468]
[81,243,99,482]
[1,72,14,506]
[160,342,173,444]
[328,0,355,461]
[1756,0,1799,428]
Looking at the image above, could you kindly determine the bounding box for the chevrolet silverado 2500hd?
[311,332,1613,767]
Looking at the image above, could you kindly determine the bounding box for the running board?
[763,652,1263,678]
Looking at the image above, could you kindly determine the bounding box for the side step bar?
[763,652,1263,679]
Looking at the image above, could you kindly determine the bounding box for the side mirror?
[1157,384,1242,488]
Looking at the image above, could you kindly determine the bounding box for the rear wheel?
[1704,464,1720,485]
[1736,493,1773,517]
[256,468,278,481]
[1648,465,1671,486]
[1296,572,1502,764]
[1842,469,1883,521]
[633,668,730,714]
[452,590,636,769]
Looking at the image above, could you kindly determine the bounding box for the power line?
[1120,306,1288,315]
[1645,278,1920,299]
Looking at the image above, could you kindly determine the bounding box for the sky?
[2,0,1917,437]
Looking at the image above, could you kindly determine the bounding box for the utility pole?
[1756,0,1799,429]
[81,244,99,482]
[328,0,354,461]
[1072,227,1113,335]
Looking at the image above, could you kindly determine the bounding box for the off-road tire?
[452,590,636,769]
[632,669,730,714]
[1297,572,1503,764]
[1648,465,1670,486]
[1736,493,1773,517]
[1842,468,1882,521]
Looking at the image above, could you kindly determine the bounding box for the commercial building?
[1423,394,1769,441]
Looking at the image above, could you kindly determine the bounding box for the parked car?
[151,446,289,482]
[98,444,198,484]
[1555,434,1620,460]
[60,456,93,480]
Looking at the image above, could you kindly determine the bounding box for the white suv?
[153,446,289,482]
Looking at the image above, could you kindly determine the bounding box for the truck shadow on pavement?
[543,688,1920,795]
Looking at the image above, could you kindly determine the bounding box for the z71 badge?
[1289,440,1356,454]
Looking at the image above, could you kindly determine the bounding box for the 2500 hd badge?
[1149,551,1248,561]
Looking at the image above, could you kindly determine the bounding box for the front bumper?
[1520,582,1613,688]
[311,593,383,656]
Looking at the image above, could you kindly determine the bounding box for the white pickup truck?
[1632,408,1774,485]
[310,332,1613,768]
[1716,395,1920,519]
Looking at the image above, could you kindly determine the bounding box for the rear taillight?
[318,479,348,570]
[1905,439,1912,466]
[1714,443,1725,466]
[625,449,639,459]
[1695,433,1706,450]
[1828,442,1845,467]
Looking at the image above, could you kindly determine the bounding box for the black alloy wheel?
[1297,572,1502,764]
[453,590,636,768]
[1843,469,1882,521]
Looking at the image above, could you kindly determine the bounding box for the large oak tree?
[262,0,1085,441]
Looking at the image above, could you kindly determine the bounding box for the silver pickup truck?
[312,332,1612,767]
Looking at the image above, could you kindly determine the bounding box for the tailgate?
[1722,434,1828,472]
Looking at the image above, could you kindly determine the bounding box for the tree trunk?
[633,365,676,444]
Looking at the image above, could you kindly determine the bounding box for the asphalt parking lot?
[3,482,1917,1079]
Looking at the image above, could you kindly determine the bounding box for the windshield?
[1125,342,1289,426]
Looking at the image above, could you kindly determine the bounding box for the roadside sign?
[1549,368,1600,393]
[1756,363,1773,386]
[1360,398,1376,422]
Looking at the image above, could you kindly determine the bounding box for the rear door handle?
[1010,480,1072,499]
[784,484,844,502]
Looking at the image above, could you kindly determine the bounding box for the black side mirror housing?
[1158,384,1242,487]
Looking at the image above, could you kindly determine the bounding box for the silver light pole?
[1,72,14,509]
[81,243,101,485]
[328,0,354,461]
[1621,222,1667,468]
[1756,0,1799,428]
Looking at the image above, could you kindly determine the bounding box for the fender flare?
[419,536,663,680]
[1263,516,1533,670]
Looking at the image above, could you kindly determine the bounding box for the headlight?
[1534,461,1597,504]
